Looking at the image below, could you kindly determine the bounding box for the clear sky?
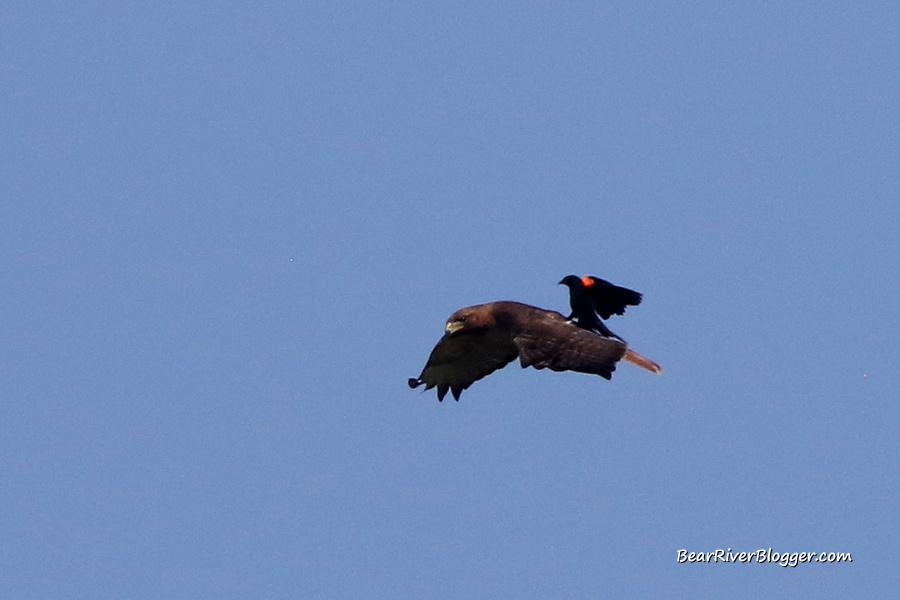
[3,1,898,598]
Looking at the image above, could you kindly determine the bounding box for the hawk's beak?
[445,320,464,334]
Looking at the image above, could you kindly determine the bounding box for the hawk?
[408,301,661,401]
[559,274,643,341]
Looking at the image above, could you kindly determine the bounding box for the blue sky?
[2,1,898,597]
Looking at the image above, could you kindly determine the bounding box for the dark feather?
[585,276,643,319]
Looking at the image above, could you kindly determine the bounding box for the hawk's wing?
[408,328,519,401]
[512,309,627,380]
[586,276,642,319]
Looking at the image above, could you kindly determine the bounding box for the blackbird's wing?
[409,328,519,401]
[512,310,627,380]
[586,276,643,319]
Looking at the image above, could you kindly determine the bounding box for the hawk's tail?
[623,348,663,374]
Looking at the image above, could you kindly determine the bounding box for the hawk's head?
[445,304,495,335]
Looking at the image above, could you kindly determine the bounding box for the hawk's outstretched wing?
[511,307,626,378]
[407,326,518,401]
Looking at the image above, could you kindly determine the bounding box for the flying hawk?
[559,274,643,341]
[408,301,661,401]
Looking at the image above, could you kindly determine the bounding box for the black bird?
[559,275,643,341]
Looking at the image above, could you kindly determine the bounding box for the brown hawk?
[408,301,661,401]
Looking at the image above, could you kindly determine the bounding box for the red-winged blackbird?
[559,275,643,341]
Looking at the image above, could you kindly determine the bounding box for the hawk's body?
[409,301,660,401]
